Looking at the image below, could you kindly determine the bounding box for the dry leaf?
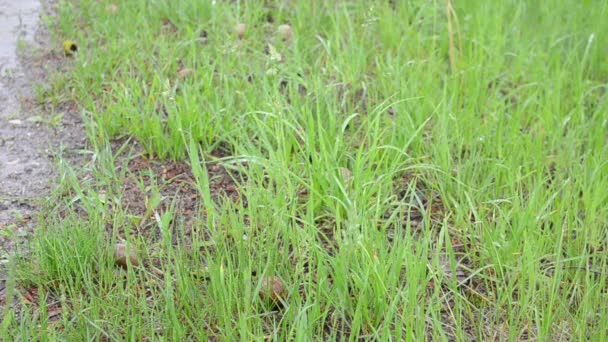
[259,276,287,305]
[278,24,292,41]
[106,4,118,13]
[47,306,62,319]
[114,243,139,268]
[177,68,194,79]
[236,23,246,39]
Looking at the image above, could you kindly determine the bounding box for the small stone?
[236,23,246,39]
[114,243,138,268]
[278,24,293,41]
[259,276,287,305]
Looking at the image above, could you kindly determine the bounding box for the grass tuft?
[3,0,607,340]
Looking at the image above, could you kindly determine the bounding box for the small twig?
[544,265,608,276]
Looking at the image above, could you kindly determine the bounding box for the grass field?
[2,0,608,340]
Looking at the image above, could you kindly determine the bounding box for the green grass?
[3,0,608,340]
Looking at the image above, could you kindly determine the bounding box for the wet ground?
[0,0,44,214]
[0,0,84,265]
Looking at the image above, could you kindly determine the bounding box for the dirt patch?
[0,0,86,308]
[115,152,246,247]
